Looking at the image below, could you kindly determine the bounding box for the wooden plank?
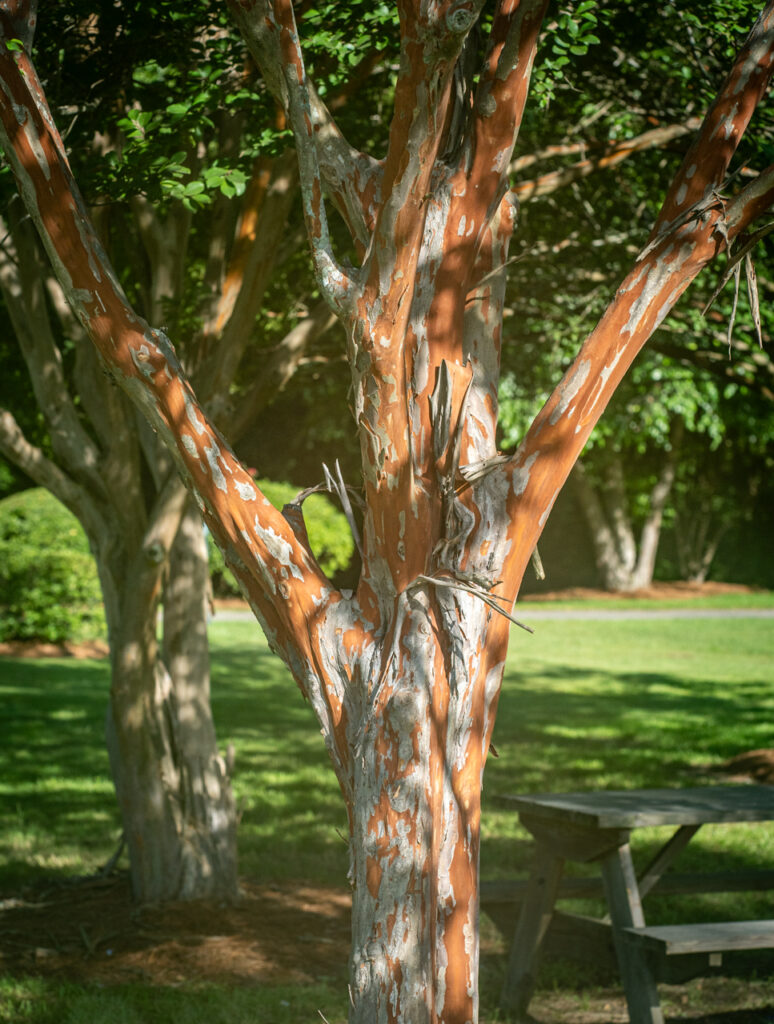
[600,843,665,1024]
[501,785,774,830]
[624,921,774,956]
[499,846,564,1018]
[637,824,701,899]
[481,869,774,904]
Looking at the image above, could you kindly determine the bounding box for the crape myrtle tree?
[0,0,399,904]
[2,0,774,1018]
[0,0,363,903]
[0,2,266,903]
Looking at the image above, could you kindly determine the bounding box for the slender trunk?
[163,497,238,897]
[572,449,677,592]
[675,513,727,583]
[629,453,677,590]
[605,458,638,576]
[571,460,636,590]
[102,524,237,904]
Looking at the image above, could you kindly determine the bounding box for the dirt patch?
[0,638,109,659]
[0,874,351,987]
[2,876,773,1021]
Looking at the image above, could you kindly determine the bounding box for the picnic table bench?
[494,785,774,1024]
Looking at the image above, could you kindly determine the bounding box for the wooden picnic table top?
[501,784,774,830]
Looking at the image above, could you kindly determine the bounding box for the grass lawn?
[1,605,773,1021]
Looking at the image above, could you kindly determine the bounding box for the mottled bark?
[2,0,774,1017]
[102,492,236,902]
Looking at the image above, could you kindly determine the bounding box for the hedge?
[0,489,105,643]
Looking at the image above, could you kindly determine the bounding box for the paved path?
[214,607,774,623]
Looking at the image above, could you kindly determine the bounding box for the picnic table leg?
[600,842,664,1024]
[499,844,564,1020]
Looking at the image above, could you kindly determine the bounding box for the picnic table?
[496,785,774,1024]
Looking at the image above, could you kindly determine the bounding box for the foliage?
[0,489,104,643]
[207,478,355,597]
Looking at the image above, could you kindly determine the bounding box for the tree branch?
[469,0,549,188]
[129,195,192,327]
[358,0,485,328]
[125,470,190,604]
[512,120,701,200]
[0,207,108,498]
[0,406,102,541]
[499,3,774,602]
[197,151,299,410]
[229,299,337,441]
[726,161,774,233]
[227,0,354,313]
[654,1,774,235]
[226,0,382,256]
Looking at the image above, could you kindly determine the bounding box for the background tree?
[0,0,385,902]
[2,3,774,1023]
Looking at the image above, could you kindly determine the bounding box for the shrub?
[208,478,355,598]
[0,489,105,642]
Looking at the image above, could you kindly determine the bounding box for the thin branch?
[323,459,363,560]
[226,0,382,254]
[228,0,354,313]
[512,120,701,200]
[198,151,300,409]
[0,407,99,535]
[0,209,107,496]
[412,573,534,634]
[702,219,774,312]
[229,299,336,441]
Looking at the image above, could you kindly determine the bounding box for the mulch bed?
[0,873,351,987]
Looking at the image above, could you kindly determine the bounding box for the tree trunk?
[104,529,237,903]
[346,589,508,1023]
[162,497,238,897]
[571,458,638,590]
[630,453,677,590]
[571,450,677,592]
[95,478,236,905]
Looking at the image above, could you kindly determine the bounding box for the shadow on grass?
[1,618,772,892]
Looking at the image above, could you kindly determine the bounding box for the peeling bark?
[2,0,774,1017]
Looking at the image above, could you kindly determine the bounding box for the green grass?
[518,588,774,611]
[2,611,774,1021]
[0,977,346,1024]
